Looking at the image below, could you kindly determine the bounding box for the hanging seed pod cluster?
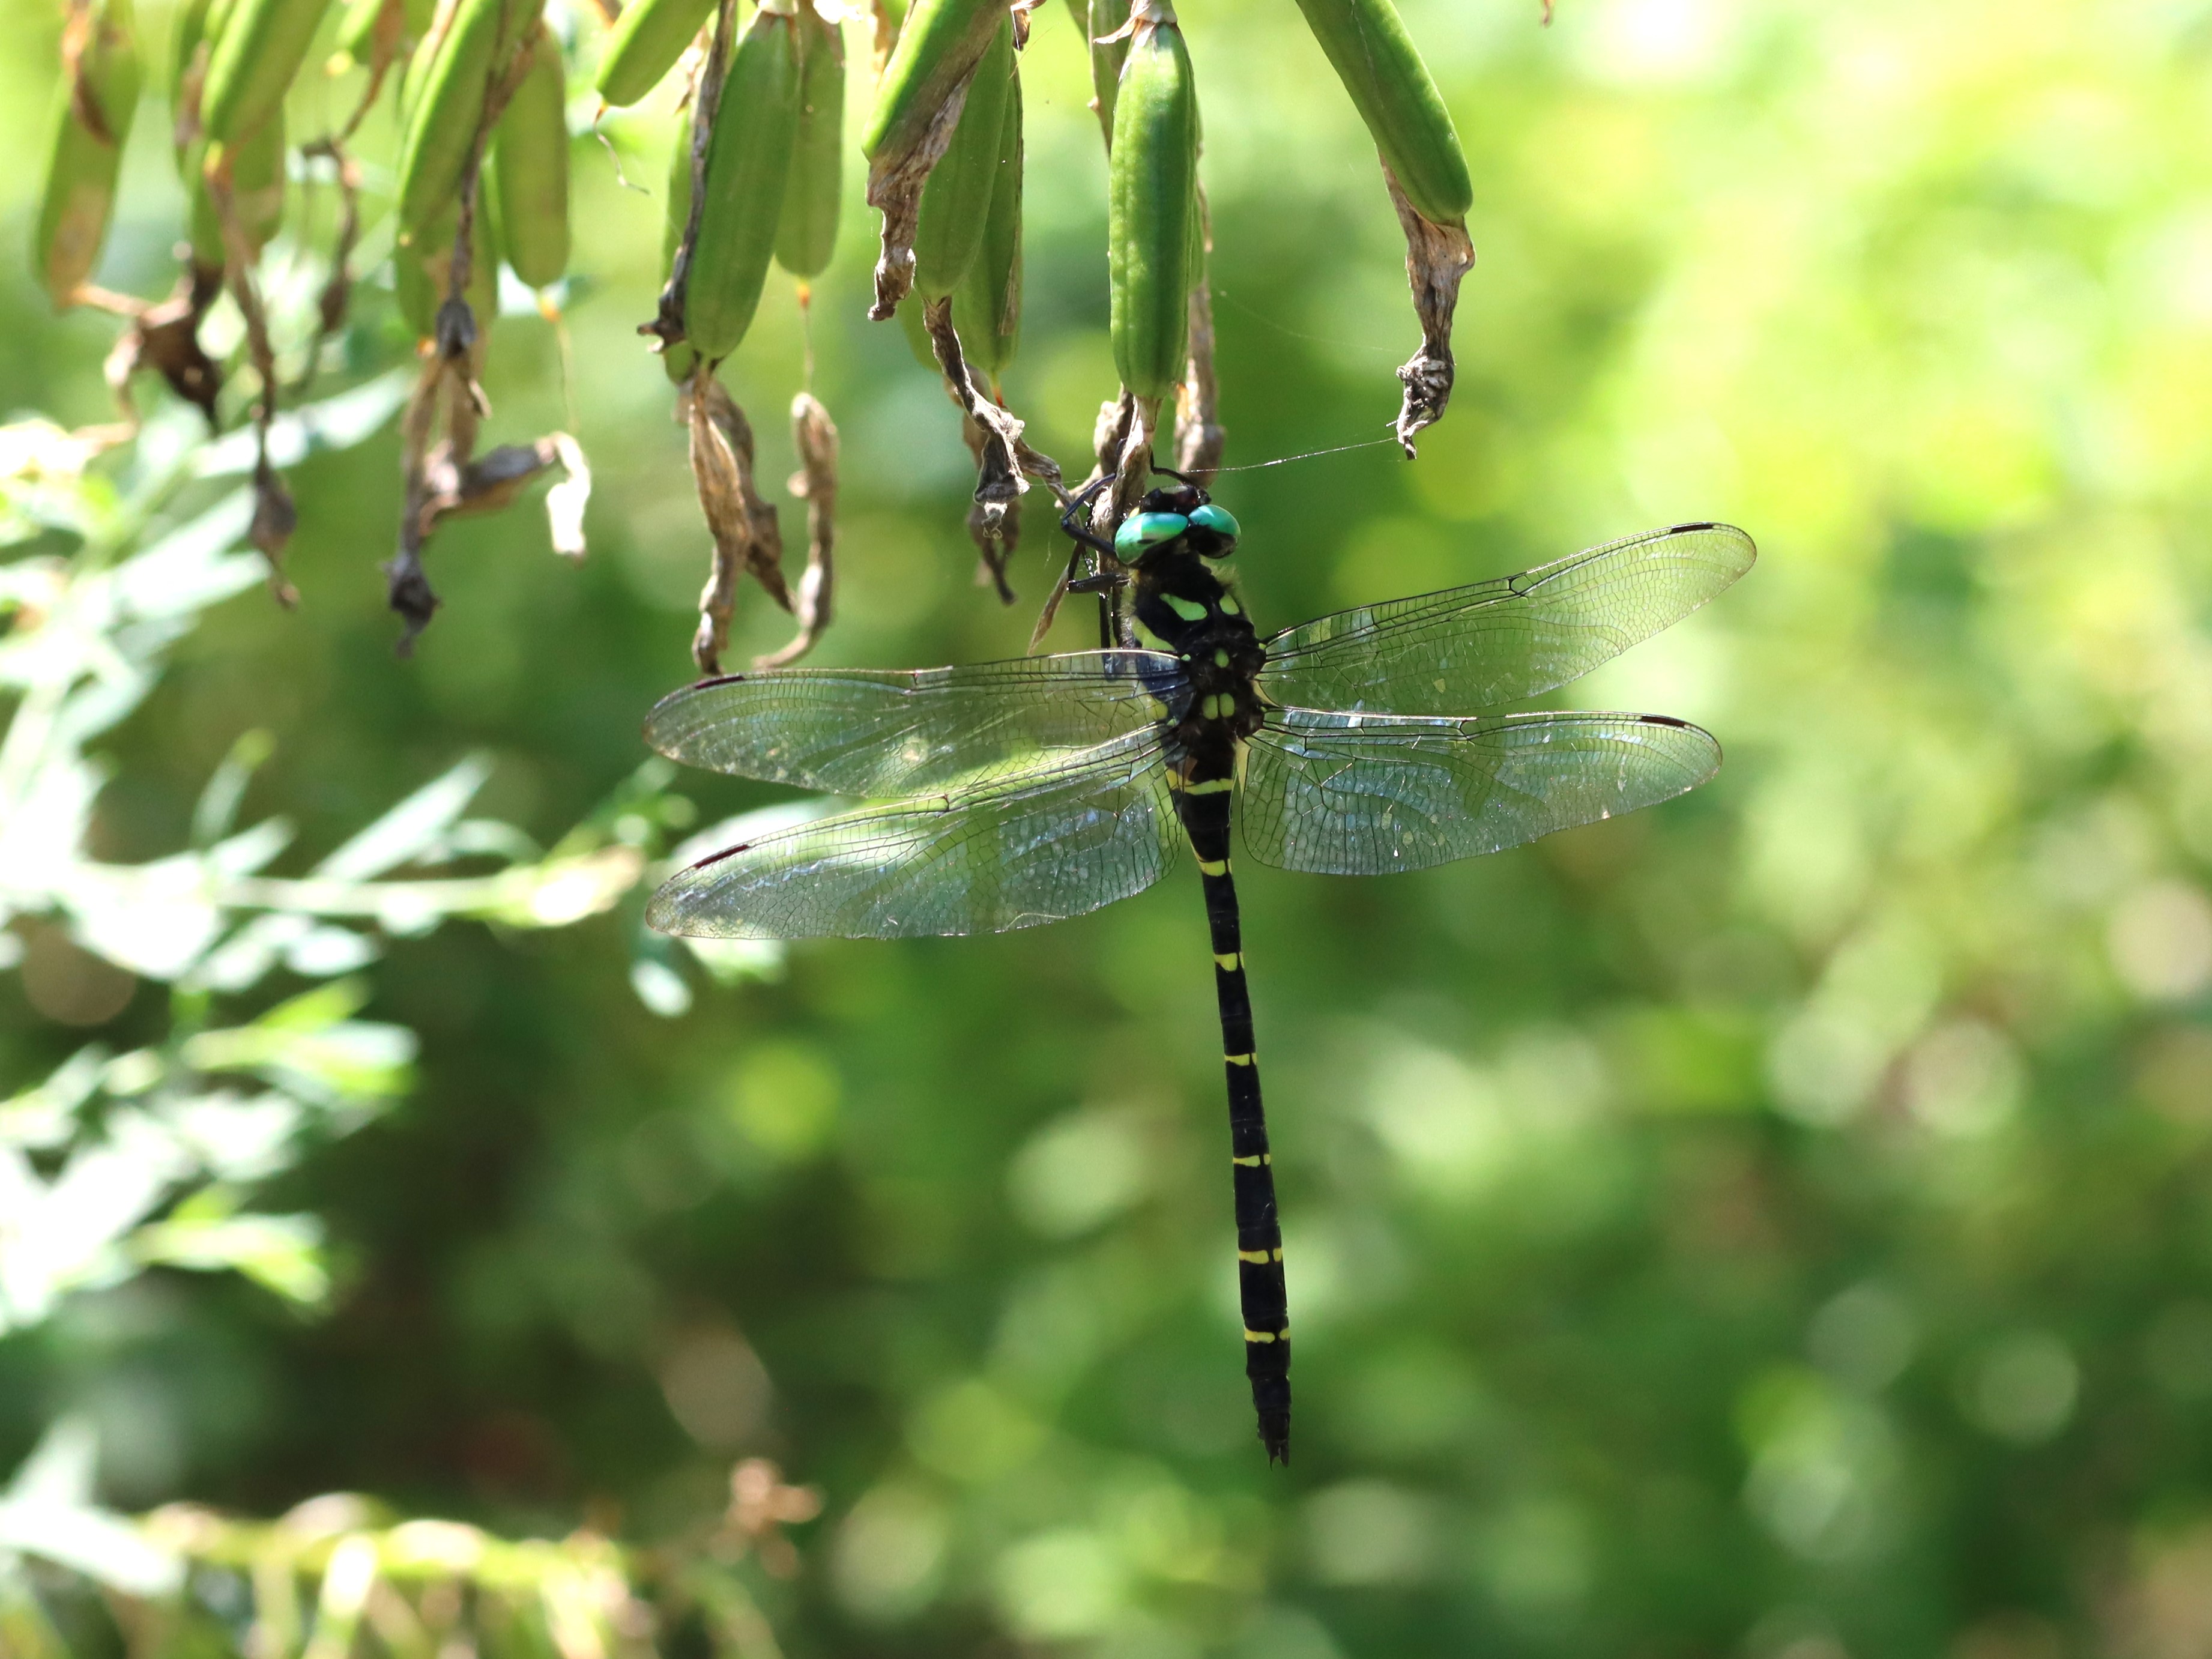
[30,0,1474,663]
[644,0,842,671]
[1292,0,1475,453]
[381,0,588,643]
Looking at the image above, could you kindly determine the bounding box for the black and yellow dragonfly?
[642,482,1754,1461]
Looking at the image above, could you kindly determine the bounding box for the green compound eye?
[1116,512,1190,554]
[1189,503,1240,539]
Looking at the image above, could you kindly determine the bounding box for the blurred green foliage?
[5,0,2212,1654]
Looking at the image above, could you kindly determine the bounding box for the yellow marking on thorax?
[1185,776,1233,795]
[1219,594,1241,615]
[1164,594,1209,621]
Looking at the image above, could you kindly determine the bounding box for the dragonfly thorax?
[1129,547,1267,763]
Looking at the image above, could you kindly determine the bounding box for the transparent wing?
[1241,708,1721,876]
[1256,522,1754,715]
[647,732,1180,940]
[643,649,1183,795]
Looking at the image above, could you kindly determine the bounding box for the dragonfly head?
[1116,482,1242,562]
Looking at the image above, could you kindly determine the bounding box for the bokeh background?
[7,0,2212,1653]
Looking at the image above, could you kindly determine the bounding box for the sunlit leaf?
[108,491,262,621]
[192,730,277,848]
[440,820,543,865]
[65,855,225,979]
[205,817,296,879]
[130,1202,330,1307]
[193,373,412,481]
[191,1020,417,1107]
[315,756,494,881]
[4,1416,95,1507]
[195,912,315,994]
[282,927,379,978]
[249,980,372,1032]
[157,1090,309,1182]
[0,1490,183,1598]
[0,1047,107,1152]
[492,847,645,928]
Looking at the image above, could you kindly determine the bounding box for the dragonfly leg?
[1060,473,1117,561]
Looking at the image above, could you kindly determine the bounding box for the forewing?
[647,733,1180,939]
[1242,709,1721,876]
[643,649,1182,794]
[1257,522,1754,715]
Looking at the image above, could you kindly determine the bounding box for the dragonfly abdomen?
[1174,772,1293,1462]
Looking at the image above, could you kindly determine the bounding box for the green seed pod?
[663,101,698,397]
[187,107,286,272]
[328,0,425,72]
[199,0,336,144]
[395,197,499,343]
[860,0,1003,162]
[34,0,142,308]
[170,0,215,121]
[908,11,1009,302]
[773,2,844,280]
[657,10,734,285]
[330,0,388,69]
[1085,0,1128,144]
[172,0,238,195]
[394,0,545,231]
[952,70,1019,380]
[488,23,569,286]
[1289,0,1470,226]
[1107,17,1196,400]
[660,64,718,387]
[592,0,718,108]
[662,98,696,280]
[683,7,800,361]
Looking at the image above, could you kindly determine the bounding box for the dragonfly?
[641,477,1756,1462]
